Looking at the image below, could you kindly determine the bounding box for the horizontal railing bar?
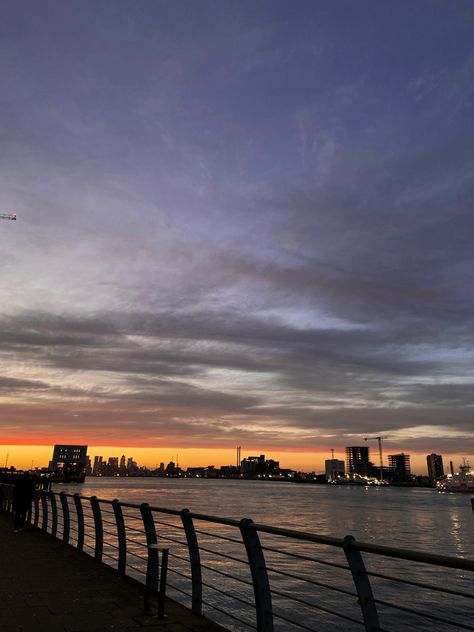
[253,522,344,547]
[266,565,357,597]
[367,569,474,599]
[123,524,146,535]
[82,519,96,528]
[187,511,243,528]
[202,580,255,608]
[271,587,363,624]
[198,545,249,565]
[168,567,192,580]
[126,550,148,562]
[154,533,188,547]
[102,551,118,562]
[103,542,119,550]
[193,528,244,544]
[201,598,257,630]
[101,518,118,527]
[260,544,350,570]
[272,609,318,632]
[43,492,474,573]
[167,582,193,598]
[125,534,146,545]
[200,563,254,586]
[152,519,184,530]
[355,543,474,572]
[370,598,474,630]
[103,529,119,538]
[121,513,143,521]
[126,563,146,575]
[169,552,191,563]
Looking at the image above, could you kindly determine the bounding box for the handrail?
[41,492,474,570]
[1,485,473,632]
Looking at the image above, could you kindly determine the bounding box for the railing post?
[140,503,158,610]
[60,492,70,544]
[343,535,380,632]
[33,494,39,528]
[50,492,58,537]
[41,492,49,531]
[112,499,127,575]
[158,547,169,620]
[90,496,103,562]
[180,508,202,616]
[73,494,85,551]
[240,518,273,632]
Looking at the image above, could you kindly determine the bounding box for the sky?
[1,1,474,473]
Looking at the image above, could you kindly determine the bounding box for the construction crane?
[0,213,16,220]
[364,436,384,482]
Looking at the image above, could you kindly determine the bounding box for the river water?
[58,478,474,631]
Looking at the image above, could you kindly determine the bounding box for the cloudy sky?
[1,1,474,469]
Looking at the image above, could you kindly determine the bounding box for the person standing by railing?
[12,474,35,533]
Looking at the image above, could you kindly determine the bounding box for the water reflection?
[56,478,474,631]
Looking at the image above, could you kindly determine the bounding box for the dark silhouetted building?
[92,456,103,476]
[427,453,444,482]
[240,454,280,477]
[50,445,88,482]
[346,446,370,476]
[388,453,411,482]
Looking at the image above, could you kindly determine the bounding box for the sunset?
[1,3,473,630]
[1,1,474,469]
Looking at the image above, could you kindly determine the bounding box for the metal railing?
[1,486,473,632]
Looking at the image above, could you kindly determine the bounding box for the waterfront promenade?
[0,512,225,632]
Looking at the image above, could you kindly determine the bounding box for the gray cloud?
[0,2,473,458]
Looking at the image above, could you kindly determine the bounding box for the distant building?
[240,455,264,474]
[220,465,240,477]
[345,446,370,476]
[388,453,411,482]
[240,454,280,477]
[92,456,103,476]
[50,445,88,482]
[85,456,92,476]
[325,459,345,481]
[427,453,444,482]
[127,457,137,475]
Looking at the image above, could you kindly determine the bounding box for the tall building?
[388,453,411,482]
[107,457,119,475]
[85,456,92,476]
[50,445,88,482]
[345,446,370,476]
[427,453,444,482]
[325,459,345,481]
[93,456,103,476]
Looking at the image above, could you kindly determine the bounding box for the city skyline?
[1,3,474,465]
[0,442,468,477]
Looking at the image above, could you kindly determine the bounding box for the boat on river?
[437,460,474,493]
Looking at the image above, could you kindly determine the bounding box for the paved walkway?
[0,512,226,632]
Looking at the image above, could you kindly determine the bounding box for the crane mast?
[364,436,384,482]
[0,213,16,220]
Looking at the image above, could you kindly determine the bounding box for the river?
[57,478,474,631]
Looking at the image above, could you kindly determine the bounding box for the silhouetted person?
[12,475,36,532]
